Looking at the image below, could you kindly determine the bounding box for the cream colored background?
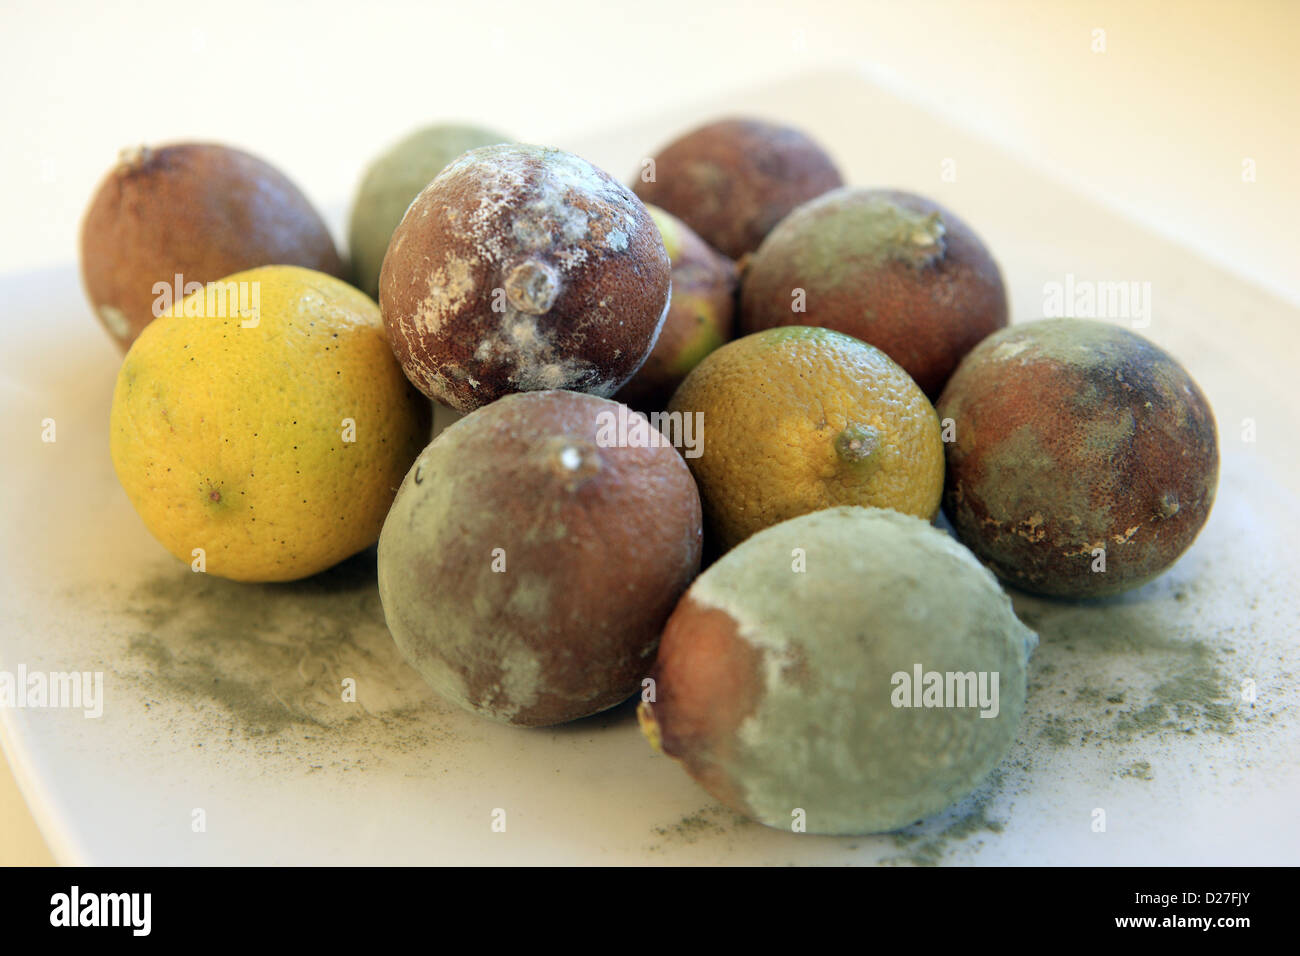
[2,0,1296,865]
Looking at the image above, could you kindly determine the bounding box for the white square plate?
[2,71,1297,864]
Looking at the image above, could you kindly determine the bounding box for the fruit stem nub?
[835,424,880,464]
[117,144,153,172]
[504,259,561,315]
[548,437,601,489]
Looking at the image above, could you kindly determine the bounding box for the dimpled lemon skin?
[668,325,944,551]
[110,265,430,582]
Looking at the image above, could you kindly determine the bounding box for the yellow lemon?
[668,326,943,551]
[110,265,430,582]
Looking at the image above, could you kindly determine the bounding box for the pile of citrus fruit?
[82,118,1219,836]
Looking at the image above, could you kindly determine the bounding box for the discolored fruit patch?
[379,145,671,412]
[739,188,1007,397]
[937,319,1219,597]
[639,599,766,818]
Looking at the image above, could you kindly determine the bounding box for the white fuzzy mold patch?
[411,254,478,340]
[401,144,652,406]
